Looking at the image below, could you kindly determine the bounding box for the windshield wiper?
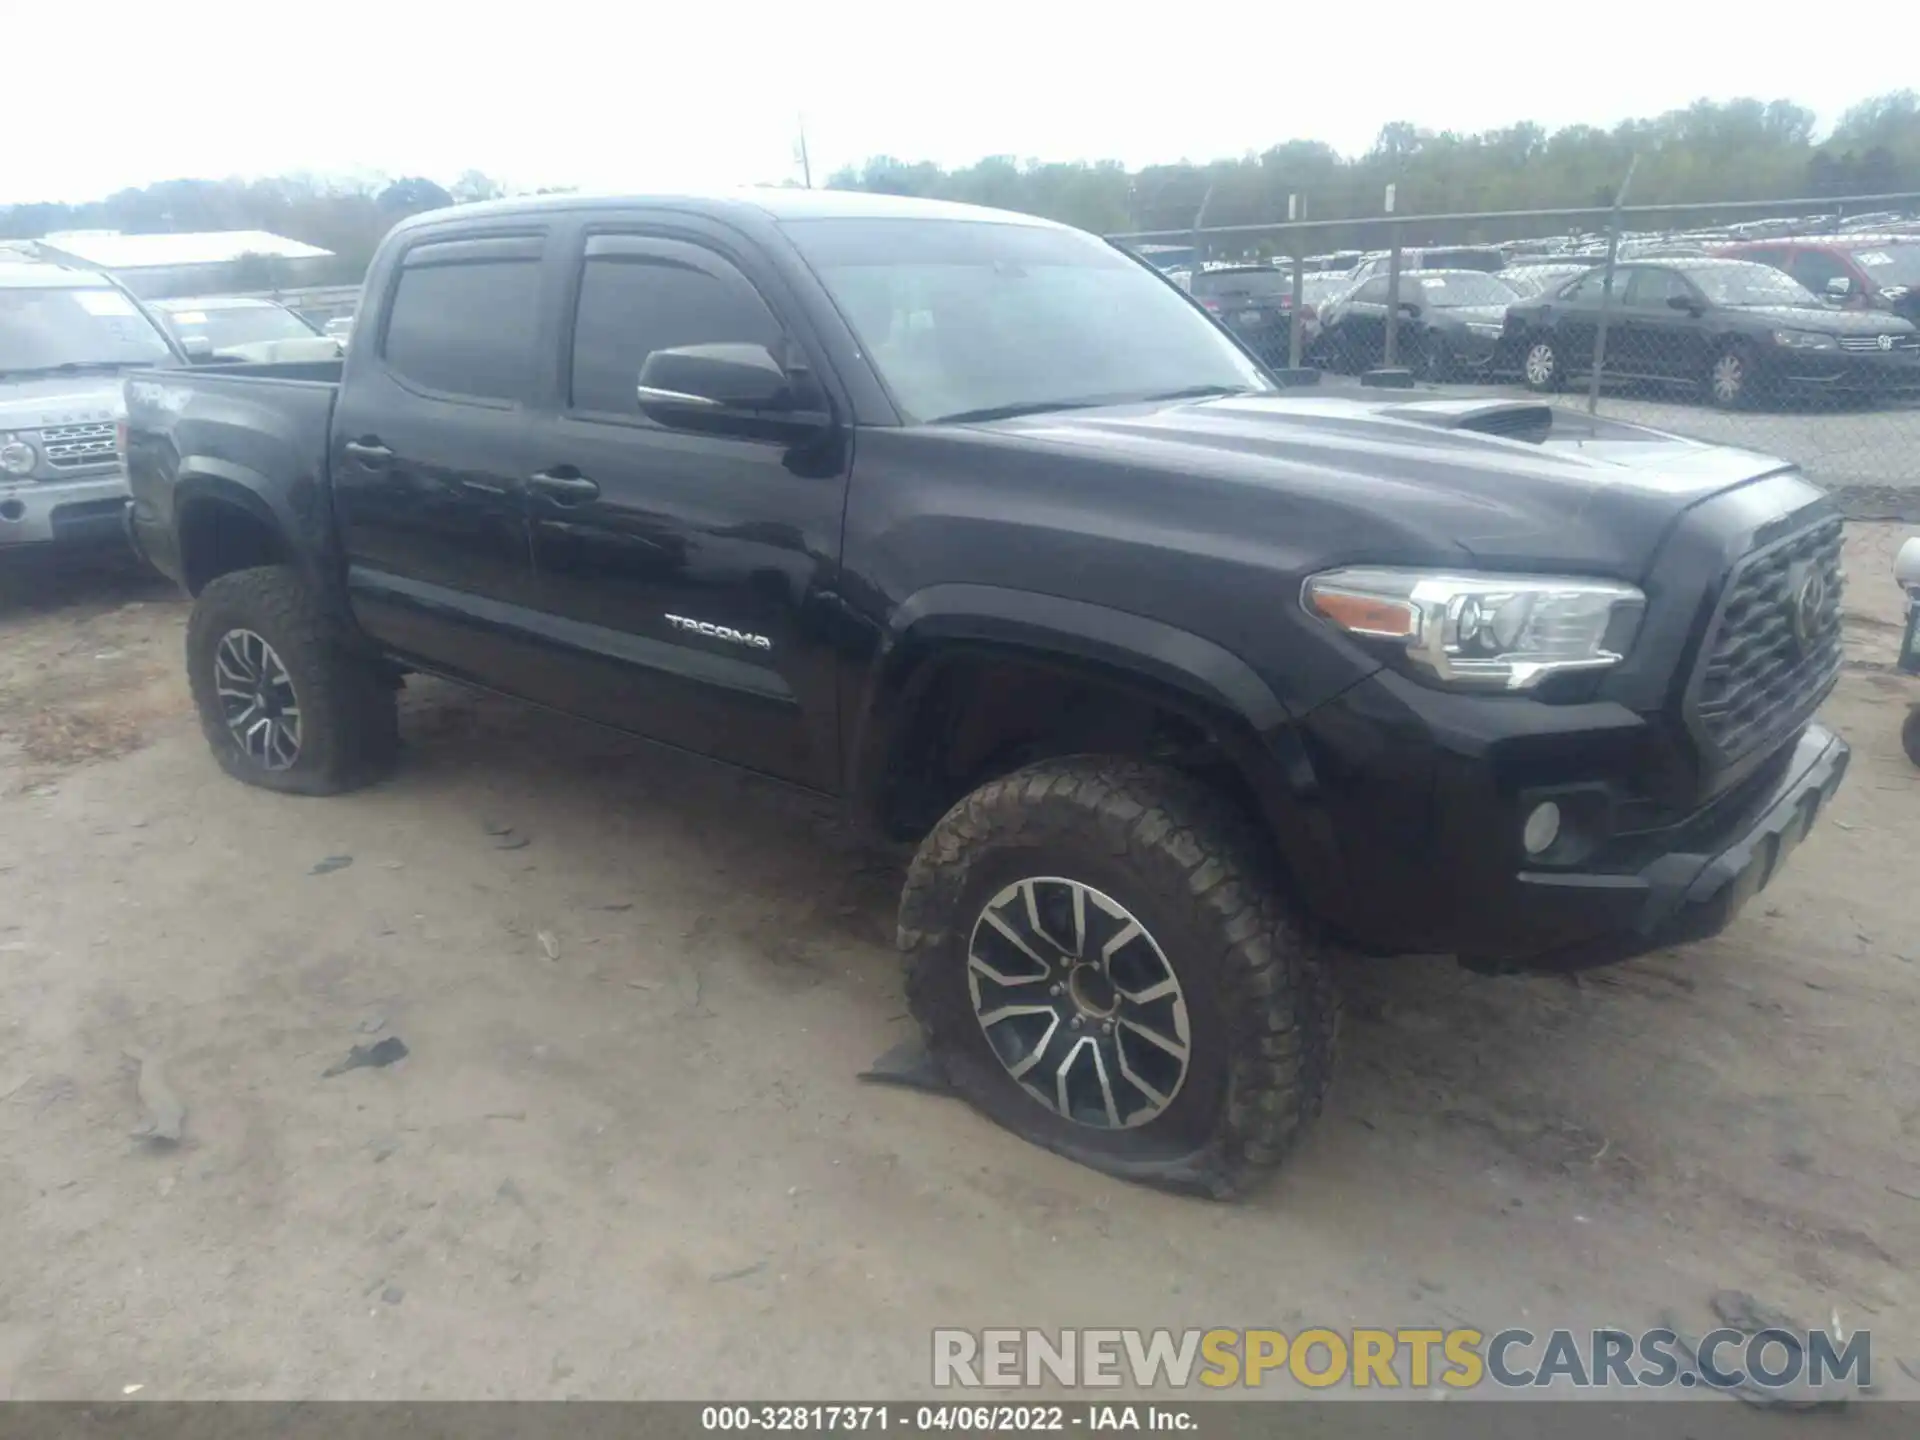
[0,360,141,378]
[928,398,1116,425]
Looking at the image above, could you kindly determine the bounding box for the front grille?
[1687,516,1843,765]
[40,421,118,470]
[1838,334,1918,353]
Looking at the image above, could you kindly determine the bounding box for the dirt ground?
[0,535,1916,1403]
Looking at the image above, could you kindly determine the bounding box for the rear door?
[521,216,851,790]
[330,231,551,693]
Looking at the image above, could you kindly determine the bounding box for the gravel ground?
[0,538,1916,1402]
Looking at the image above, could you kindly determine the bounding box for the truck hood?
[970,392,1804,578]
[0,375,126,431]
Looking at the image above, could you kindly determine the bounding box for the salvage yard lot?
[1,538,1917,1401]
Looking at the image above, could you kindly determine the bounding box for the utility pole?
[1587,153,1639,415]
[796,117,813,189]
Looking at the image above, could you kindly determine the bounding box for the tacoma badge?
[664,614,772,650]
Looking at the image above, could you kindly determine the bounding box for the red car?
[1719,236,1920,326]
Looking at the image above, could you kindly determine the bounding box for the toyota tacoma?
[123,191,1850,1194]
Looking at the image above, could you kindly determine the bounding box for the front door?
[523,223,851,790]
[1619,267,1707,381]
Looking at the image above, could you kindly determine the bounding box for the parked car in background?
[1315,269,1521,379]
[152,296,344,364]
[1499,262,1596,299]
[1720,237,1920,326]
[1346,246,1505,287]
[1,246,186,555]
[1507,258,1920,408]
[323,315,355,346]
[1189,266,1298,363]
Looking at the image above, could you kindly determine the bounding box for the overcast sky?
[5,0,1911,205]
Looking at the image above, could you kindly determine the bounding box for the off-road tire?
[186,565,398,795]
[898,757,1342,1198]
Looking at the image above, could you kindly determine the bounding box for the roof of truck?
[411,188,1071,231]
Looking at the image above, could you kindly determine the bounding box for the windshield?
[0,284,173,374]
[164,302,316,350]
[1406,272,1519,307]
[1685,264,1820,308]
[1849,246,1920,287]
[784,218,1270,423]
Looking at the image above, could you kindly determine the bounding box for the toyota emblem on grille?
[1787,561,1829,652]
[1881,334,1896,351]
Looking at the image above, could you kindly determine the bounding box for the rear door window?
[383,241,543,402]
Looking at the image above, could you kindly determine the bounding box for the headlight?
[0,437,36,476]
[1772,329,1837,350]
[1302,567,1645,691]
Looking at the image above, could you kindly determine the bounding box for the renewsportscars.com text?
[932,1326,1870,1393]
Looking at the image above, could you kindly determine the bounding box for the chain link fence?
[1112,193,1920,519]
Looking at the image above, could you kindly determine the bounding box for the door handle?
[527,469,600,503]
[343,439,393,468]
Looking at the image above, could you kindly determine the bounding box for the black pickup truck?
[123,190,1849,1195]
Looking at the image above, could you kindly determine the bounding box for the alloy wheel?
[966,876,1192,1130]
[1711,352,1745,405]
[213,628,302,771]
[1524,342,1557,387]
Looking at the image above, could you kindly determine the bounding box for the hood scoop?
[1379,399,1558,444]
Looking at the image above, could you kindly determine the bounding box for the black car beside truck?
[124,191,1850,1194]
[1508,257,1920,407]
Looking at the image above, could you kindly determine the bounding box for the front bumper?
[1773,349,1920,393]
[1290,665,1850,971]
[1498,722,1848,969]
[0,472,133,550]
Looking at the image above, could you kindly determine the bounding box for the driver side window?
[569,243,784,417]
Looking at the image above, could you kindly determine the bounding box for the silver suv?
[1,250,182,552]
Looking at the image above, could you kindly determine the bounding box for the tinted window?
[1626,269,1694,308]
[1683,263,1820,307]
[1192,269,1292,299]
[569,251,784,415]
[1564,269,1624,303]
[384,259,540,401]
[1786,250,1851,295]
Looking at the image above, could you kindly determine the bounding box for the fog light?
[1522,801,1562,857]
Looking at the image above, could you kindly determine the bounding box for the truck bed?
[123,360,345,594]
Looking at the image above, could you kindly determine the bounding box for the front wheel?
[898,758,1341,1197]
[1522,335,1562,392]
[186,565,398,795]
[1706,345,1755,409]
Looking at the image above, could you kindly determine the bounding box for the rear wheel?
[1522,335,1562,392]
[186,566,398,795]
[898,757,1342,1197]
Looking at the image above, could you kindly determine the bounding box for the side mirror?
[1666,295,1698,313]
[180,334,216,362]
[1397,300,1422,318]
[1825,276,1854,298]
[637,342,831,441]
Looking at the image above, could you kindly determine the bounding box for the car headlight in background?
[1303,568,1646,691]
[1772,329,1838,350]
[0,437,36,476]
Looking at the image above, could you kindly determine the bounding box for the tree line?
[2,92,1915,287]
[827,92,1920,249]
